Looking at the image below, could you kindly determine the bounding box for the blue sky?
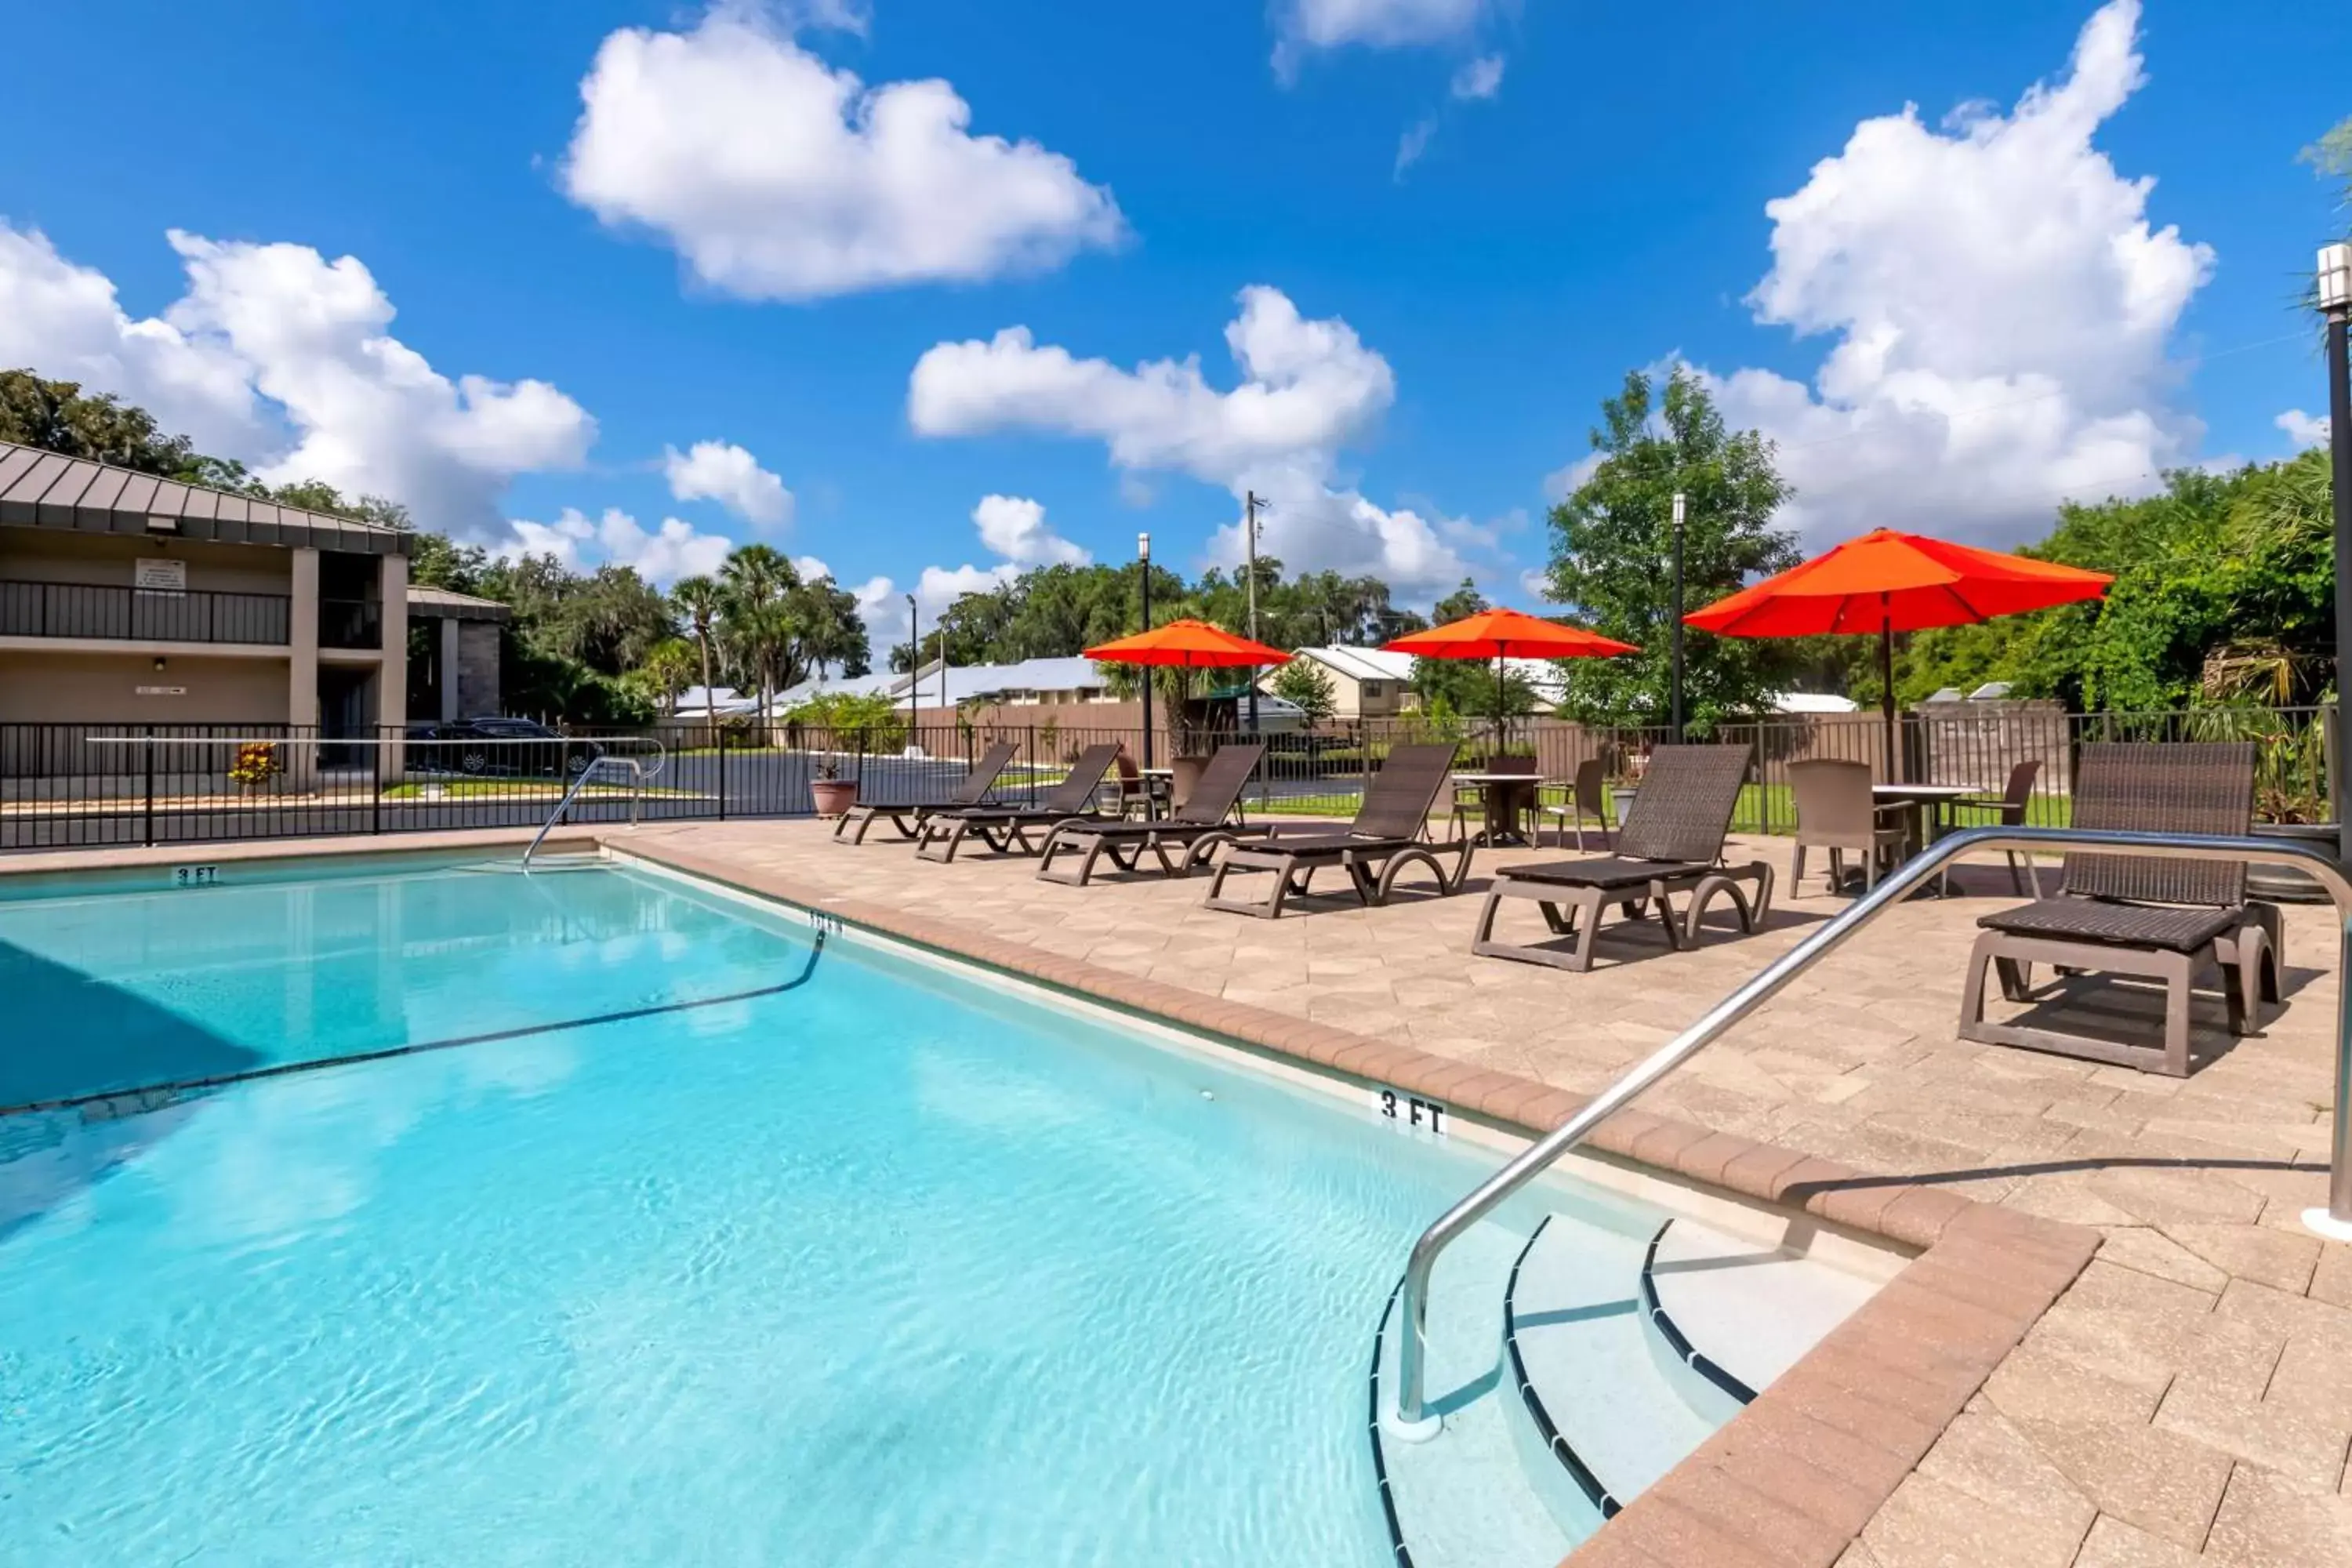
[1,0,2344,652]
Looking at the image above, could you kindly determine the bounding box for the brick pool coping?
[2,828,2101,1568]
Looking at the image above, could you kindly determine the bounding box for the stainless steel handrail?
[523,754,647,870]
[1385,826,2352,1439]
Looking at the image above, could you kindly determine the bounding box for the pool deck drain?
[9,818,2351,1566]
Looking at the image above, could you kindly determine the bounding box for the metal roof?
[0,440,411,555]
[1293,644,1415,684]
[405,584,511,622]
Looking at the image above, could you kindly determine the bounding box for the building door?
[317,666,375,770]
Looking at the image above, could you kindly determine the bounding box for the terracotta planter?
[811,779,859,818]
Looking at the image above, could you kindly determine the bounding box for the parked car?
[405,717,605,779]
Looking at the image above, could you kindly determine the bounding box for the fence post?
[717,728,729,820]
[142,724,155,848]
[372,725,383,836]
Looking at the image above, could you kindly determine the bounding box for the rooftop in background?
[776,656,1115,713]
[405,585,510,622]
[0,440,412,556]
[1289,645,1415,684]
[1769,691,1860,715]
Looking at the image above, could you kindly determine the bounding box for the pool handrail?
[523,751,651,870]
[1385,825,2352,1439]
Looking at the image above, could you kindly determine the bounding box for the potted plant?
[228,740,282,795]
[809,755,859,818]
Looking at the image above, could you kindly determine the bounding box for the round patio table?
[1871,782,1977,861]
[1453,771,1543,847]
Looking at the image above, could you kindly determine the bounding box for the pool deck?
[11,818,2350,1566]
[612,818,2352,1568]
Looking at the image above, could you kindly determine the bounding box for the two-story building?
[0,439,414,746]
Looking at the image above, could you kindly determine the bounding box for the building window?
[1362,681,1385,697]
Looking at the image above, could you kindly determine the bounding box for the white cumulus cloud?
[2276,408,2329,450]
[503,507,733,586]
[561,8,1124,301]
[908,286,1472,593]
[0,224,595,537]
[1686,0,2212,547]
[972,493,1090,565]
[1278,0,1490,54]
[662,439,793,529]
[1450,53,1505,100]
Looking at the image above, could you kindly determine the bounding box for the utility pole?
[1245,490,1266,733]
[2318,242,2352,867]
[1670,491,1686,740]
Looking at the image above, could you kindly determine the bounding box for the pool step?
[1370,1223,1594,1568]
[1643,1214,1882,1412]
[1374,1205,1884,1563]
[1503,1212,1719,1518]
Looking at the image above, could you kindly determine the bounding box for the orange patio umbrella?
[1082,617,1292,668]
[1684,528,2112,775]
[1384,606,1639,725]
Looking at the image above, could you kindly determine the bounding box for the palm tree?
[671,575,724,708]
[720,546,799,714]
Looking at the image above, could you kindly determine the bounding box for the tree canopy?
[1543,367,1802,730]
[1892,450,2336,712]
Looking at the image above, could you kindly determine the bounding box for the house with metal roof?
[0,437,461,746]
[1257,645,1417,718]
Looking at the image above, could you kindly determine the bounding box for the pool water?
[0,858,1621,1566]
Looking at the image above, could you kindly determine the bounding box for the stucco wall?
[0,651,291,726]
[0,532,297,594]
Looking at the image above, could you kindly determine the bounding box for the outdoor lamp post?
[1138,532,1154,771]
[2321,242,2352,866]
[1670,491,1686,740]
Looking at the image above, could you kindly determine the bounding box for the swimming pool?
[2,855,1646,1565]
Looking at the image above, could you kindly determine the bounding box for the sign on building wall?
[133,558,187,595]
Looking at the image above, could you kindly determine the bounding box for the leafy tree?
[629,637,701,717]
[1896,452,2335,711]
[1544,367,1800,731]
[1269,655,1338,724]
[0,371,203,475]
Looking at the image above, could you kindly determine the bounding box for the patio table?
[1452,771,1543,847]
[1872,782,1976,860]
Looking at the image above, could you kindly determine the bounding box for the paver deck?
[616,818,2352,1567]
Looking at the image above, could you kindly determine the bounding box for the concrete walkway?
[622,818,2352,1567]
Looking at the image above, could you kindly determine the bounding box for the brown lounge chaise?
[1202,742,1472,919]
[833,740,1019,845]
[1469,745,1774,971]
[913,743,1120,863]
[1035,742,1271,887]
[1959,741,2280,1077]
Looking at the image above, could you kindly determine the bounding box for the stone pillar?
[285,547,320,786]
[378,553,408,778]
[438,617,461,722]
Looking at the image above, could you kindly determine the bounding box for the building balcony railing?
[318,597,383,652]
[0,579,292,646]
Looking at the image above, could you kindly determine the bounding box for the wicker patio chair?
[1942,758,2043,896]
[1036,742,1271,886]
[1788,759,1910,895]
[1203,742,1472,919]
[833,741,1018,846]
[1469,745,1773,972]
[1536,757,1610,851]
[1958,742,2279,1077]
[913,744,1120,863]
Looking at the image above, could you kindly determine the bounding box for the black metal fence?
[1,706,2334,852]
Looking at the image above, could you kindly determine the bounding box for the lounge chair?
[833,741,1018,845]
[1959,742,2279,1077]
[1469,745,1773,971]
[913,744,1120,863]
[1202,742,1473,919]
[1035,742,1270,887]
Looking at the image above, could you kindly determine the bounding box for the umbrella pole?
[1878,615,1897,782]
[1495,654,1504,754]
